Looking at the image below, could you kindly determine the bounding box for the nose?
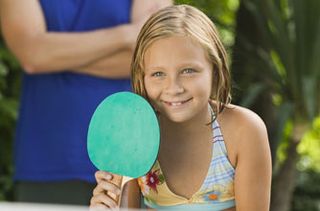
[164,76,184,95]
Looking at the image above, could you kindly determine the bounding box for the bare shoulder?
[219,104,267,136]
[218,104,270,161]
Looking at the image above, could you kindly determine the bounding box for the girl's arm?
[233,108,272,211]
[90,171,141,209]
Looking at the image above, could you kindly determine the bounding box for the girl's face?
[143,36,213,123]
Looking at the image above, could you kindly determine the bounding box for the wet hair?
[131,4,231,116]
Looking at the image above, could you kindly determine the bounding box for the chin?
[164,114,194,123]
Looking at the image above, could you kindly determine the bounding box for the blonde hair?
[131,4,231,115]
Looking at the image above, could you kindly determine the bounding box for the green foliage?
[276,116,320,173]
[0,36,21,201]
[275,120,293,166]
[297,117,320,172]
[243,0,320,121]
[292,169,320,211]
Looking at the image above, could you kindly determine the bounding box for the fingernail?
[105,174,111,180]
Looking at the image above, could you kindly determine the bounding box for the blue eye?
[151,72,165,77]
[182,68,196,74]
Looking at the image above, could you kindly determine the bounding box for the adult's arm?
[233,107,272,211]
[76,0,173,79]
[0,0,171,77]
[0,0,133,74]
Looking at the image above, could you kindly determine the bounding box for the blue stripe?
[213,134,223,139]
[205,168,235,180]
[144,199,236,210]
[210,155,228,164]
[206,168,235,180]
[212,125,220,130]
[204,170,235,185]
[212,139,224,144]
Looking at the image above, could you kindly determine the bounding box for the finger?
[95,171,112,183]
[93,180,121,196]
[90,193,118,209]
[92,185,104,196]
[89,203,108,211]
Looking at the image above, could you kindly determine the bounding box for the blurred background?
[0,0,319,210]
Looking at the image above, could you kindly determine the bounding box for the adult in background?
[0,0,172,205]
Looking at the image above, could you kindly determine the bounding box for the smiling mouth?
[162,98,192,106]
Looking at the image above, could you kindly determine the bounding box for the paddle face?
[87,92,160,178]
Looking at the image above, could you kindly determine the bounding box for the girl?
[90,4,271,211]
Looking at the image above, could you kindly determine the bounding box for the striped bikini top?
[137,119,236,210]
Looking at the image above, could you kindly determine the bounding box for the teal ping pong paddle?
[87,92,160,205]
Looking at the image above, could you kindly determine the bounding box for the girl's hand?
[90,171,121,210]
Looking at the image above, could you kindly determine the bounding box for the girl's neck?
[159,104,213,145]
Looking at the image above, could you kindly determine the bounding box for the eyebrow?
[146,62,205,71]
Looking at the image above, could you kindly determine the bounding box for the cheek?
[144,78,158,100]
[203,72,213,96]
[192,76,212,95]
[144,80,161,111]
